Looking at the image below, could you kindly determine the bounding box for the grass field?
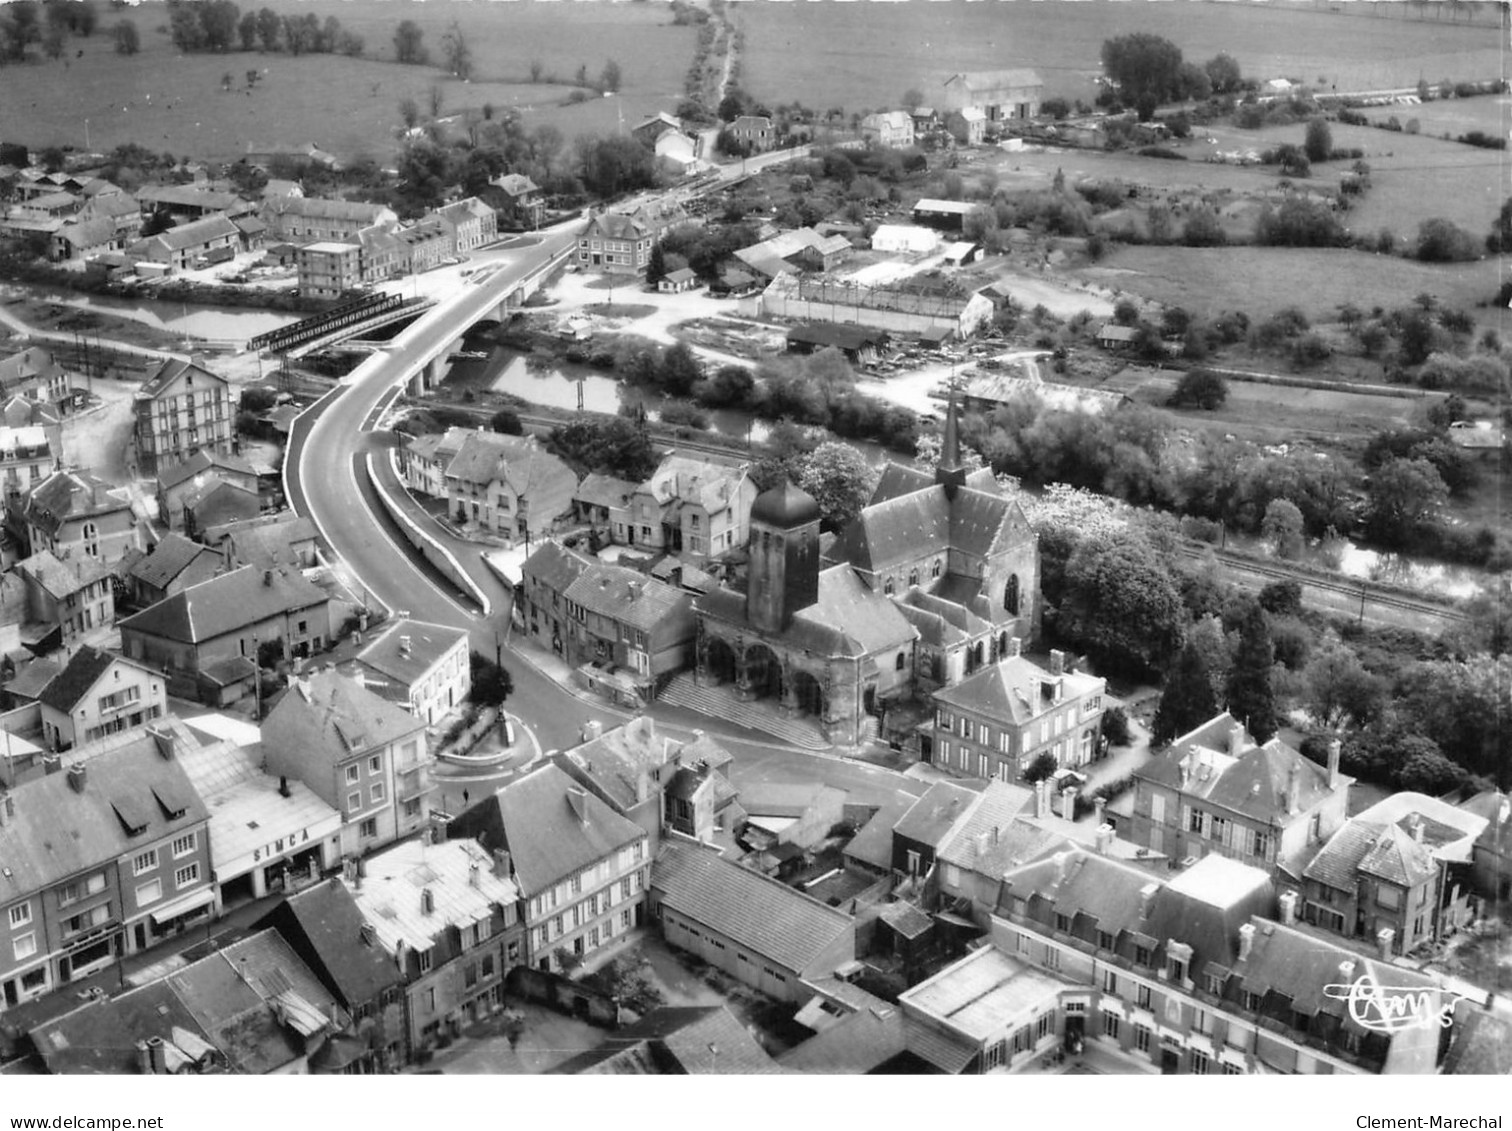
[1076,244,1505,331]
[0,0,693,162]
[737,1,1504,116]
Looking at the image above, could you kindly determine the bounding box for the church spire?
[936,389,967,499]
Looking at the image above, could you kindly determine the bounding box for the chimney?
[150,727,174,761]
[43,753,61,775]
[1286,764,1300,815]
[1177,759,1190,789]
[1095,823,1114,855]
[1138,882,1158,921]
[263,569,273,586]
[1278,890,1297,925]
[1061,785,1077,820]
[147,1036,168,1075]
[1339,958,1357,984]
[1229,724,1246,755]
[1031,779,1044,819]
[492,848,511,879]
[1094,796,1106,826]
[581,720,603,742]
[136,1039,153,1075]
[1327,739,1342,789]
[1053,850,1072,884]
[1049,649,1065,676]
[399,635,411,656]
[566,785,588,823]
[1007,637,1021,658]
[1237,923,1256,962]
[421,887,435,916]
[66,762,86,793]
[468,862,479,888]
[278,775,291,798]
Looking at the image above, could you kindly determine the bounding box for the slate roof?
[639,453,748,514]
[869,463,999,505]
[218,513,318,568]
[893,781,981,849]
[829,481,1027,574]
[575,473,638,511]
[351,618,467,689]
[4,656,61,702]
[157,449,255,491]
[137,357,228,401]
[779,1000,907,1074]
[652,841,854,975]
[843,789,921,871]
[23,469,130,534]
[447,762,645,896]
[1442,1008,1512,1075]
[521,539,591,595]
[38,646,153,714]
[0,346,64,394]
[554,716,679,814]
[797,565,917,657]
[935,780,1035,874]
[57,217,116,248]
[553,1005,777,1075]
[263,196,394,224]
[492,173,540,198]
[933,657,1103,726]
[0,733,207,898]
[28,980,217,1075]
[119,564,327,645]
[588,214,651,242]
[129,532,222,592]
[138,214,240,254]
[443,430,576,500]
[1356,822,1437,887]
[344,838,517,955]
[15,548,111,600]
[564,562,691,633]
[262,668,423,766]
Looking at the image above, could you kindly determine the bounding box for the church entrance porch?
[740,643,783,702]
[790,669,825,719]
[700,636,738,687]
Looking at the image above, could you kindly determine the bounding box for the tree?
[1224,604,1278,744]
[1024,751,1059,783]
[901,87,925,111]
[490,407,524,435]
[393,18,426,64]
[1303,641,1385,729]
[1260,499,1305,559]
[1100,33,1188,107]
[1204,52,1242,94]
[1,0,41,60]
[1152,640,1222,746]
[1395,655,1512,786]
[645,243,668,287]
[1168,369,1227,411]
[600,58,622,93]
[254,5,279,50]
[440,18,471,80]
[398,98,421,131]
[1303,116,1333,163]
[1112,297,1141,326]
[468,651,514,707]
[796,442,876,532]
[658,343,702,398]
[1488,196,1512,254]
[1415,217,1479,262]
[1181,206,1226,247]
[1362,456,1447,545]
[111,16,136,53]
[1059,533,1186,677]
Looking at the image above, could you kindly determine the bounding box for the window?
[1191,1050,1210,1075]
[1133,944,1151,967]
[1102,969,1117,994]
[1377,886,1402,911]
[345,764,360,785]
[1243,991,1263,1012]
[931,559,941,579]
[170,831,196,858]
[1222,1062,1244,1075]
[1004,574,1020,615]
[9,902,31,929]
[1188,807,1205,834]
[369,754,383,774]
[136,878,162,905]
[895,652,905,672]
[1134,1025,1151,1055]
[370,782,385,804]
[1096,930,1114,951]
[59,873,107,906]
[482,954,495,979]
[1136,984,1152,1009]
[12,929,39,961]
[1252,831,1270,860]
[1045,945,1061,971]
[1054,913,1071,933]
[908,567,918,587]
[1211,816,1228,845]
[1205,972,1225,996]
[464,963,478,988]
[174,863,199,888]
[418,949,433,973]
[1102,1013,1120,1040]
[348,791,362,815]
[360,817,378,839]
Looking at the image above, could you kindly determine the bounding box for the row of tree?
[0,0,97,63]
[164,0,365,57]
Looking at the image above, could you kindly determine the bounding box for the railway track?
[1177,542,1467,623]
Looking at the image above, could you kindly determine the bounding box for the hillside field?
[0,0,694,162]
[736,1,1504,114]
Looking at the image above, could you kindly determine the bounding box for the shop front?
[208,778,342,912]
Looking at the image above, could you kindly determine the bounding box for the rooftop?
[345,837,517,953]
[901,946,1065,1042]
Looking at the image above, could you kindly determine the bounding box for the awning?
[149,887,216,926]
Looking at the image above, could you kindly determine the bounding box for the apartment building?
[131,357,235,478]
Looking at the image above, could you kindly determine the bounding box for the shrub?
[1415,218,1480,263]
[1167,369,1228,409]
[1101,705,1132,747]
[1137,146,1186,160]
[1023,751,1059,783]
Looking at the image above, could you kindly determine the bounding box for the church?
[691,400,1041,745]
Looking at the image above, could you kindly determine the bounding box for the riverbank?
[0,291,188,354]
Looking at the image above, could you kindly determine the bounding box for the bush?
[1137,146,1186,160]
[1415,218,1480,263]
[1023,751,1059,783]
[1258,580,1303,617]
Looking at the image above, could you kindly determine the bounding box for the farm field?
[1075,245,1504,331]
[736,1,1503,117]
[0,0,693,162]
[1359,92,1512,137]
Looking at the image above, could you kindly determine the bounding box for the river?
[33,290,299,343]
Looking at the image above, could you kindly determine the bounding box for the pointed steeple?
[935,390,967,499]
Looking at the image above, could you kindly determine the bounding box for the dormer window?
[1054,912,1070,933]
[1165,941,1193,984]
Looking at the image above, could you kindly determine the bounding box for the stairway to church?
[659,674,831,752]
